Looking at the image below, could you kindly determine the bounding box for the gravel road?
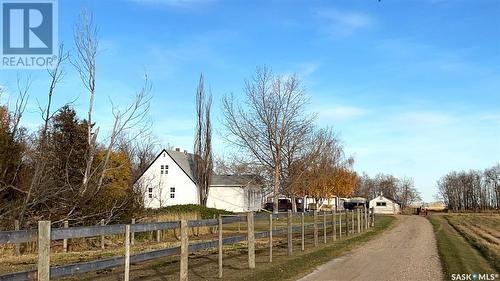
[297,216,443,281]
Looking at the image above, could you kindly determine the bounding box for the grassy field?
[445,213,500,272]
[428,213,499,279]
[5,215,394,280]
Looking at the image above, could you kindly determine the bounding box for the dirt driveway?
[297,216,443,281]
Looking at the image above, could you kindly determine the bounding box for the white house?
[369,194,401,214]
[135,148,263,212]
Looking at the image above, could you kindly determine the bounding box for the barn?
[369,193,401,214]
[134,148,263,212]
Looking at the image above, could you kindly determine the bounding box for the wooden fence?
[0,208,376,281]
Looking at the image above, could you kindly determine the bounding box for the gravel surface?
[297,216,443,281]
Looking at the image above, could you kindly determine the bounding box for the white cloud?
[395,111,456,128]
[334,106,500,202]
[316,105,368,122]
[316,8,374,37]
[297,62,320,78]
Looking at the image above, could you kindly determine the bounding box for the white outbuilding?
[206,175,262,212]
[369,193,401,214]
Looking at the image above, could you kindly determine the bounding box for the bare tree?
[438,164,499,211]
[194,74,213,206]
[96,76,152,192]
[222,67,314,213]
[18,45,70,225]
[396,177,421,210]
[72,10,99,195]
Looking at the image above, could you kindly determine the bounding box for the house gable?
[136,149,199,208]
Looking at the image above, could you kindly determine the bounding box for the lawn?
[427,213,499,279]
[444,213,500,272]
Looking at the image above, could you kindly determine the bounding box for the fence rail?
[0,208,375,281]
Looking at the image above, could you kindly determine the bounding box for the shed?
[369,194,401,214]
[207,175,262,212]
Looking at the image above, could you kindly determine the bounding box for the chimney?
[175,148,180,152]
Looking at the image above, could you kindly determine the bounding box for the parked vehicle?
[343,197,368,210]
[264,198,304,212]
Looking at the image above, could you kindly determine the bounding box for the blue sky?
[1,0,499,202]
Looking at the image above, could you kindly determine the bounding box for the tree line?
[0,12,156,229]
[353,173,421,210]
[437,164,499,211]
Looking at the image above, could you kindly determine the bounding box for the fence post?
[301,213,305,251]
[345,210,349,237]
[62,220,68,253]
[180,219,188,281]
[371,207,375,227]
[269,214,273,262]
[323,211,327,244]
[357,209,361,233]
[212,214,216,234]
[14,220,20,256]
[361,206,366,230]
[38,221,51,281]
[332,211,337,241]
[100,219,105,250]
[359,209,365,232]
[287,210,293,256]
[365,207,368,230]
[156,218,161,243]
[247,212,255,269]
[313,210,318,247]
[351,210,355,234]
[131,219,135,246]
[339,210,342,239]
[218,215,223,278]
[124,225,130,281]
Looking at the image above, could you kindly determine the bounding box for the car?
[264,198,304,212]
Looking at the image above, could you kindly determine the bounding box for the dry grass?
[444,213,500,272]
[0,212,355,277]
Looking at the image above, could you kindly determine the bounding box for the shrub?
[145,204,234,219]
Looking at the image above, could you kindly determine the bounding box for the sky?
[1,0,499,202]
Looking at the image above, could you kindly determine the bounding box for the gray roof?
[166,150,196,183]
[165,150,262,187]
[210,174,262,187]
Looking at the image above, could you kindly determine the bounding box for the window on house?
[160,165,168,175]
[148,188,153,193]
[376,202,387,207]
[170,187,175,198]
[148,193,152,199]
